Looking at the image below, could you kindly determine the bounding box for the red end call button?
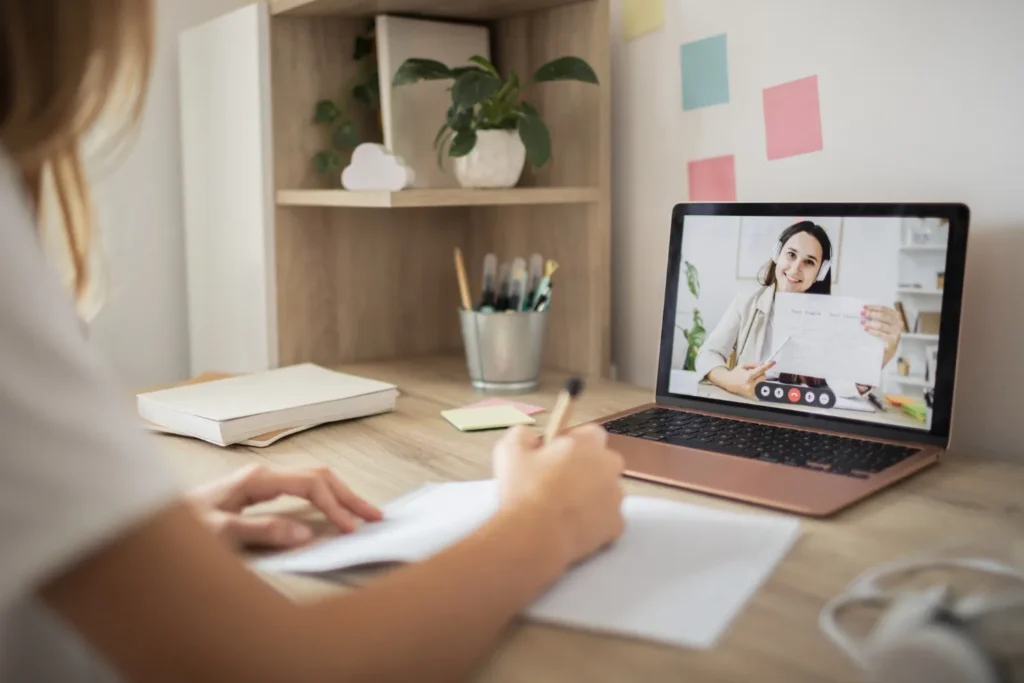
[787,388,802,403]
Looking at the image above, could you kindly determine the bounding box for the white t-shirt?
[0,151,181,681]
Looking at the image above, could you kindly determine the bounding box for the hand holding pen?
[493,380,626,568]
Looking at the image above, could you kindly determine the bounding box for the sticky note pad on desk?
[442,406,535,432]
[463,397,545,416]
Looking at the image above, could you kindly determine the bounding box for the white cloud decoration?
[341,143,415,191]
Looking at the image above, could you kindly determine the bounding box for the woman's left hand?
[861,305,903,366]
[188,464,383,549]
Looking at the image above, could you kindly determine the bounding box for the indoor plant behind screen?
[392,55,599,188]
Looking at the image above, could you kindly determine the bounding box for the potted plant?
[391,54,598,188]
[677,261,706,375]
[312,20,382,179]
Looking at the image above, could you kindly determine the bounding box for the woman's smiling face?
[774,231,824,293]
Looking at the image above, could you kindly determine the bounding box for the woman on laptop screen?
[696,221,903,399]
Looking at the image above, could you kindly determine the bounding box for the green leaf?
[433,122,451,149]
[685,260,700,298]
[354,35,374,60]
[313,150,342,175]
[446,105,473,131]
[518,114,551,167]
[448,129,478,157]
[452,70,502,109]
[451,65,487,78]
[693,308,704,330]
[532,56,599,84]
[332,121,359,149]
[500,70,521,105]
[468,55,500,78]
[353,77,380,108]
[436,129,455,169]
[518,101,539,118]
[313,100,341,125]
[392,58,452,86]
[688,326,706,349]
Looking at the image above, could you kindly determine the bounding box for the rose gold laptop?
[594,203,969,517]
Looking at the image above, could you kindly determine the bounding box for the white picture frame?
[736,216,843,284]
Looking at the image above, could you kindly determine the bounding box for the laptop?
[595,203,970,517]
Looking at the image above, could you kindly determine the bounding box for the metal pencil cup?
[459,308,548,393]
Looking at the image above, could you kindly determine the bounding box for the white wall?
[612,0,1024,460]
[87,0,256,388]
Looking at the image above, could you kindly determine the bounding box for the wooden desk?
[153,357,1024,683]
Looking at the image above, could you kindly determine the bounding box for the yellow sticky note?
[442,406,535,432]
[623,0,665,42]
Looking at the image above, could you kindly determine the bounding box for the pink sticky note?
[763,75,824,160]
[688,155,736,201]
[464,398,546,416]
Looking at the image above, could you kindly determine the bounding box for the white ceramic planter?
[453,129,527,189]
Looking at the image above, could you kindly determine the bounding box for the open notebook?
[256,480,802,649]
[138,364,398,447]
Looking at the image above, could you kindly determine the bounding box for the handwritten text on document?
[772,293,884,387]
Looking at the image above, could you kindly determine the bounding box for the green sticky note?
[903,403,928,422]
[441,406,535,432]
[680,34,730,110]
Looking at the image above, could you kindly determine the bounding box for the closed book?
[137,364,398,447]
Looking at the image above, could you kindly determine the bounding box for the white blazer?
[695,285,776,380]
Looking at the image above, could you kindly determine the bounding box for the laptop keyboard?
[603,408,918,478]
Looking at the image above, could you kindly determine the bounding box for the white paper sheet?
[772,293,885,387]
[255,481,801,650]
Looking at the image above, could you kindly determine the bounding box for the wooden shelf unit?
[276,187,602,208]
[179,0,611,379]
[269,0,586,19]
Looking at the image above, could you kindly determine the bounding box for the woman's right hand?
[493,425,625,570]
[713,361,776,398]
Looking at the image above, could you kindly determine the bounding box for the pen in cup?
[532,260,559,312]
[495,262,511,312]
[454,247,473,311]
[479,253,497,312]
[508,258,528,312]
[524,253,543,309]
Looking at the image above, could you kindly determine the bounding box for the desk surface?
[154,357,1024,683]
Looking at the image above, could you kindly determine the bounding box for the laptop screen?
[667,213,955,432]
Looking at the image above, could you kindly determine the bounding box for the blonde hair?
[0,0,155,301]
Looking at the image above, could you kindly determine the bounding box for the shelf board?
[901,333,940,342]
[897,288,944,296]
[276,187,602,208]
[893,376,933,388]
[270,0,583,19]
[900,244,947,252]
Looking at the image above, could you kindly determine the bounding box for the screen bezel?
[655,202,969,447]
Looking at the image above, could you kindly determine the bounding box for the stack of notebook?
[138,363,399,447]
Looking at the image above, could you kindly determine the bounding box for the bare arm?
[707,362,775,399]
[42,426,624,683]
[43,499,564,683]
[706,366,732,389]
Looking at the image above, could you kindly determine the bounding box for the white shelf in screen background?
[900,244,947,252]
[893,376,934,388]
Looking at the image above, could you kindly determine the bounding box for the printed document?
[771,293,885,387]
